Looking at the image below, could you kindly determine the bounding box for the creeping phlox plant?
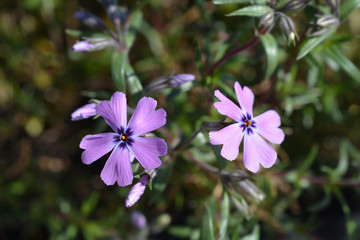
[67,0,360,238]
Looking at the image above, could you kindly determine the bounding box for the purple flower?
[130,211,147,229]
[72,40,94,52]
[209,82,285,173]
[125,174,150,208]
[80,92,167,186]
[170,74,195,86]
[71,103,97,121]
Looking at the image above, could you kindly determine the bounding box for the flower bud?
[309,15,339,37]
[144,73,195,94]
[71,103,97,121]
[102,0,125,24]
[72,40,94,52]
[170,74,195,86]
[130,211,147,229]
[72,38,117,52]
[283,0,309,12]
[279,14,298,45]
[259,11,275,28]
[125,174,150,208]
[74,11,107,30]
[316,15,339,28]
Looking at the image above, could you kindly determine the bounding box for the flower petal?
[100,146,133,187]
[244,133,277,173]
[214,90,243,121]
[129,137,167,170]
[97,92,127,132]
[234,82,254,116]
[71,103,97,121]
[254,110,285,144]
[127,96,166,136]
[80,133,117,165]
[209,123,244,161]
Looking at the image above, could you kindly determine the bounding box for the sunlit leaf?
[260,33,278,80]
[65,29,110,38]
[219,191,230,240]
[125,64,143,102]
[296,27,336,60]
[111,51,127,92]
[227,6,272,17]
[200,207,215,240]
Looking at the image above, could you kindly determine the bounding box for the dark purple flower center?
[241,113,256,135]
[114,127,133,148]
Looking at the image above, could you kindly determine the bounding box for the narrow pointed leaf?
[126,11,143,49]
[260,33,278,80]
[219,191,230,240]
[111,51,127,92]
[340,0,360,19]
[227,6,272,17]
[125,64,143,102]
[200,207,215,240]
[325,46,360,83]
[296,27,336,60]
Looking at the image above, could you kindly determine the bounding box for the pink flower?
[209,82,285,173]
[80,92,167,187]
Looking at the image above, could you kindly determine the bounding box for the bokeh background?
[1,0,360,239]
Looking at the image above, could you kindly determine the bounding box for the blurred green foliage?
[1,0,360,239]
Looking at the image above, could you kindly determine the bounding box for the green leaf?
[296,27,336,60]
[298,144,318,173]
[211,145,228,170]
[219,191,230,240]
[111,51,127,92]
[227,6,272,17]
[126,11,143,49]
[260,33,278,80]
[139,20,165,56]
[213,0,266,4]
[65,29,110,38]
[81,192,99,217]
[325,46,360,83]
[125,64,143,102]
[241,224,260,240]
[200,207,215,240]
[340,0,360,19]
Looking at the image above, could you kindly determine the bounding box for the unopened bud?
[125,174,150,208]
[279,14,298,44]
[170,74,195,86]
[309,15,339,37]
[72,40,94,52]
[102,0,125,25]
[144,73,195,94]
[74,11,107,30]
[130,211,147,229]
[259,11,275,28]
[71,103,97,121]
[72,38,117,52]
[316,15,339,28]
[283,0,309,12]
